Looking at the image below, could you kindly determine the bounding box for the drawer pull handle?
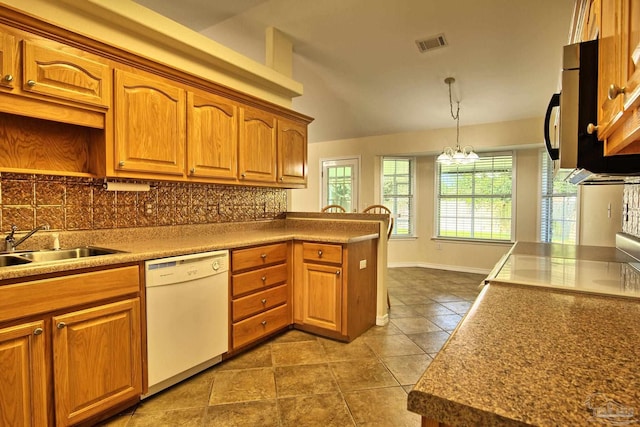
[261,320,267,326]
[56,322,66,329]
[260,253,267,259]
[318,250,323,257]
[27,79,36,87]
[261,298,267,304]
[261,276,267,282]
[33,327,43,335]
[4,74,13,82]
[608,83,626,100]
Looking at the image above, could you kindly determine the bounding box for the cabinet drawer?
[232,284,288,321]
[232,263,287,297]
[232,303,289,349]
[302,242,342,264]
[0,265,140,323]
[232,243,288,272]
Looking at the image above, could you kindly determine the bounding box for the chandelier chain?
[448,79,460,148]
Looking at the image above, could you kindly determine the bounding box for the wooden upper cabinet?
[114,69,186,177]
[0,32,15,90]
[53,298,142,427]
[0,321,48,427]
[22,39,111,108]
[187,91,238,180]
[277,118,307,186]
[599,0,640,154]
[238,106,277,183]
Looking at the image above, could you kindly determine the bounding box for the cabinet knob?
[261,298,267,304]
[118,160,125,167]
[260,253,267,259]
[3,74,13,82]
[26,79,36,87]
[279,177,284,182]
[261,276,267,282]
[56,322,66,329]
[335,270,341,275]
[33,327,43,335]
[317,250,323,257]
[586,123,599,134]
[190,167,195,174]
[261,320,267,326]
[608,83,626,100]
[241,173,246,179]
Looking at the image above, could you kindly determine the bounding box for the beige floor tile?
[364,333,425,357]
[408,302,457,317]
[204,400,279,427]
[318,336,378,362]
[127,408,206,427]
[441,300,474,313]
[381,354,433,385]
[344,386,421,427]
[275,363,339,397]
[427,314,463,331]
[361,321,403,337]
[269,328,319,344]
[136,369,215,413]
[387,304,420,318]
[278,393,356,427]
[389,316,442,335]
[209,368,275,405]
[215,345,272,371]
[329,359,398,391]
[271,339,328,366]
[406,330,451,353]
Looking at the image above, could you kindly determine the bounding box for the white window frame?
[539,150,578,244]
[381,156,416,238]
[434,151,515,242]
[320,157,360,212]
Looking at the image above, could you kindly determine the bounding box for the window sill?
[431,237,514,246]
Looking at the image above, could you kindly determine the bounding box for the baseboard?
[376,313,389,326]
[387,261,491,276]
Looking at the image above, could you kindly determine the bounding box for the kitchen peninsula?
[408,239,640,426]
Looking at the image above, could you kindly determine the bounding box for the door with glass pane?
[321,158,359,212]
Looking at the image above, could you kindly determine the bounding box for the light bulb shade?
[466,151,479,160]
[436,152,452,164]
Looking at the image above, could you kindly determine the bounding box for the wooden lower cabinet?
[53,298,142,427]
[0,265,142,427]
[0,321,48,427]
[230,243,291,351]
[293,240,377,341]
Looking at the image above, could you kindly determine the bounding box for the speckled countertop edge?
[408,282,640,426]
[0,218,379,281]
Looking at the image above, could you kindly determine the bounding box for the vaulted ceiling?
[134,0,576,144]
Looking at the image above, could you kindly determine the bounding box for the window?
[382,157,415,237]
[436,153,513,241]
[321,158,359,212]
[540,152,577,244]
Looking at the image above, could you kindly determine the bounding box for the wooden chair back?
[362,205,394,239]
[321,204,346,213]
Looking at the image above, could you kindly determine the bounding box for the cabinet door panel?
[277,118,307,185]
[0,32,15,90]
[187,91,238,180]
[0,321,48,427]
[53,299,141,426]
[23,40,110,107]
[301,263,342,332]
[238,107,277,182]
[114,69,186,176]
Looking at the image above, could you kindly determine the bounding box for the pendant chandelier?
[436,77,479,165]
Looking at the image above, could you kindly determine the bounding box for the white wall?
[290,117,548,273]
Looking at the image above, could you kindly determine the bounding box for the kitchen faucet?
[4,223,50,252]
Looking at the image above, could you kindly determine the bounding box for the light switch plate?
[359,259,367,269]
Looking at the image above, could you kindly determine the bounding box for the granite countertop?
[408,240,640,425]
[0,217,380,281]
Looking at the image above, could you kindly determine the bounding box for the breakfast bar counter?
[408,240,640,426]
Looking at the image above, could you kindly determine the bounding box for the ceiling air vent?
[416,33,448,53]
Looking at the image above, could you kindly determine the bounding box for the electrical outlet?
[359,259,367,269]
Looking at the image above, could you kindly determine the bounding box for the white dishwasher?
[143,250,228,398]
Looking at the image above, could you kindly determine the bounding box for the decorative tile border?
[623,184,640,238]
[0,173,287,232]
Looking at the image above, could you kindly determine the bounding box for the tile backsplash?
[0,173,287,233]
[623,184,640,238]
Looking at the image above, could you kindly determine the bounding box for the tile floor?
[102,267,485,427]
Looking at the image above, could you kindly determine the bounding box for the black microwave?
[544,39,640,184]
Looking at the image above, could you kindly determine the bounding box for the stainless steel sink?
[0,255,33,267]
[19,246,122,263]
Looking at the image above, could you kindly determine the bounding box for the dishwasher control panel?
[145,250,229,287]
